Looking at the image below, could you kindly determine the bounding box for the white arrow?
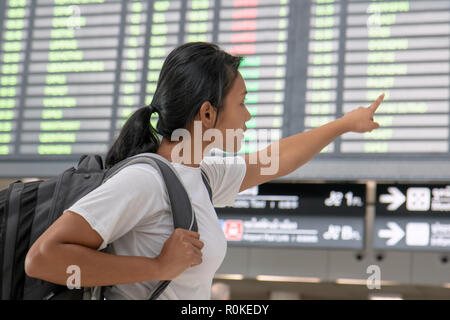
[378,222,405,246]
[379,187,406,211]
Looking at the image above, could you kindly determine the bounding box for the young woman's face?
[213,71,252,153]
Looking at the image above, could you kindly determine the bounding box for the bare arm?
[240,94,384,191]
[25,211,203,287]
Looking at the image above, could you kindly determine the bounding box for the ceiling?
[213,278,450,300]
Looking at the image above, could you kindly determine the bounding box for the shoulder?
[200,154,246,169]
[200,155,247,181]
[199,154,247,207]
[105,163,166,195]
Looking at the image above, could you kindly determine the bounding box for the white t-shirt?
[65,155,247,300]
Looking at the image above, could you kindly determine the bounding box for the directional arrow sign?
[378,222,405,246]
[379,187,406,211]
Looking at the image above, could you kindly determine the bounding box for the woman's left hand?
[341,93,385,133]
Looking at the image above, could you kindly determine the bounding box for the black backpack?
[0,152,212,300]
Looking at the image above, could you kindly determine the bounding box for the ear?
[198,101,218,129]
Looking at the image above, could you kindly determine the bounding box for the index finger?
[369,93,385,113]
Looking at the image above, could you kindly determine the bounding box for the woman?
[25,42,383,300]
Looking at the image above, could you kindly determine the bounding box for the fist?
[156,228,204,280]
[342,93,384,133]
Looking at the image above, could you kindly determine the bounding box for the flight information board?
[294,0,450,181]
[0,0,450,181]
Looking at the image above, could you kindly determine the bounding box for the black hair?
[105,42,243,168]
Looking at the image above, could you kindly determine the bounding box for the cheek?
[215,105,243,130]
[215,111,232,129]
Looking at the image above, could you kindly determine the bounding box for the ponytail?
[105,105,160,168]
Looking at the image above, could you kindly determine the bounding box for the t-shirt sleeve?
[65,165,166,250]
[200,155,247,207]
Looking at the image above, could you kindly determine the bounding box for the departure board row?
[1,0,450,180]
[306,0,450,155]
[0,0,289,160]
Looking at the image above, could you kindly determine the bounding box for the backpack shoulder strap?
[200,168,212,203]
[102,153,198,300]
[148,167,212,300]
[104,153,197,232]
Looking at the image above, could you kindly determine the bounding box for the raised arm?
[239,94,385,192]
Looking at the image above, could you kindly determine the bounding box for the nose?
[245,105,252,122]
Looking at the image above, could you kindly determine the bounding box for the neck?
[157,137,204,168]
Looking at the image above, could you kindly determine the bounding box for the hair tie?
[149,104,158,115]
